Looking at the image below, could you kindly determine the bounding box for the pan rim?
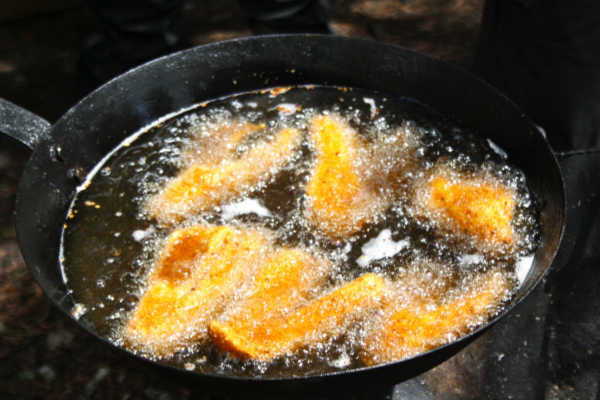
[14,33,566,385]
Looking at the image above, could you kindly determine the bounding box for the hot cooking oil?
[60,85,540,377]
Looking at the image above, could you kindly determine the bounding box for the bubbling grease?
[61,85,539,378]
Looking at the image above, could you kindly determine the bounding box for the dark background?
[1,1,597,399]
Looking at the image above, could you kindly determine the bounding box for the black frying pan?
[0,35,565,394]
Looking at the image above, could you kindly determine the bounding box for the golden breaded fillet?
[304,114,387,238]
[153,224,221,281]
[210,273,387,361]
[427,174,516,245]
[148,127,301,223]
[182,121,266,165]
[361,271,509,365]
[124,225,268,357]
[208,248,329,354]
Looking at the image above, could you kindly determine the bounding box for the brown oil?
[61,85,539,378]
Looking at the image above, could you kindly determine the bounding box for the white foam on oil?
[363,97,378,118]
[459,253,485,266]
[487,139,508,159]
[273,103,301,116]
[132,226,155,242]
[356,229,409,267]
[71,303,87,320]
[221,198,273,220]
[328,351,351,369]
[516,254,535,284]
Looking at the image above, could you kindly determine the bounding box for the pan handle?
[0,98,51,151]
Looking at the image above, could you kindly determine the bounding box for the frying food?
[63,86,538,376]
[211,247,329,323]
[304,114,389,239]
[208,248,329,358]
[360,270,510,365]
[414,168,517,247]
[124,225,269,356]
[181,121,266,166]
[147,126,301,223]
[210,273,387,361]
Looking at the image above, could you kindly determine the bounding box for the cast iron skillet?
[0,35,565,394]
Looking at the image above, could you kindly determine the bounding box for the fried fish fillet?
[124,225,269,357]
[361,271,509,365]
[208,248,329,355]
[415,169,517,247]
[304,114,389,239]
[182,121,266,166]
[148,126,301,223]
[209,273,387,361]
